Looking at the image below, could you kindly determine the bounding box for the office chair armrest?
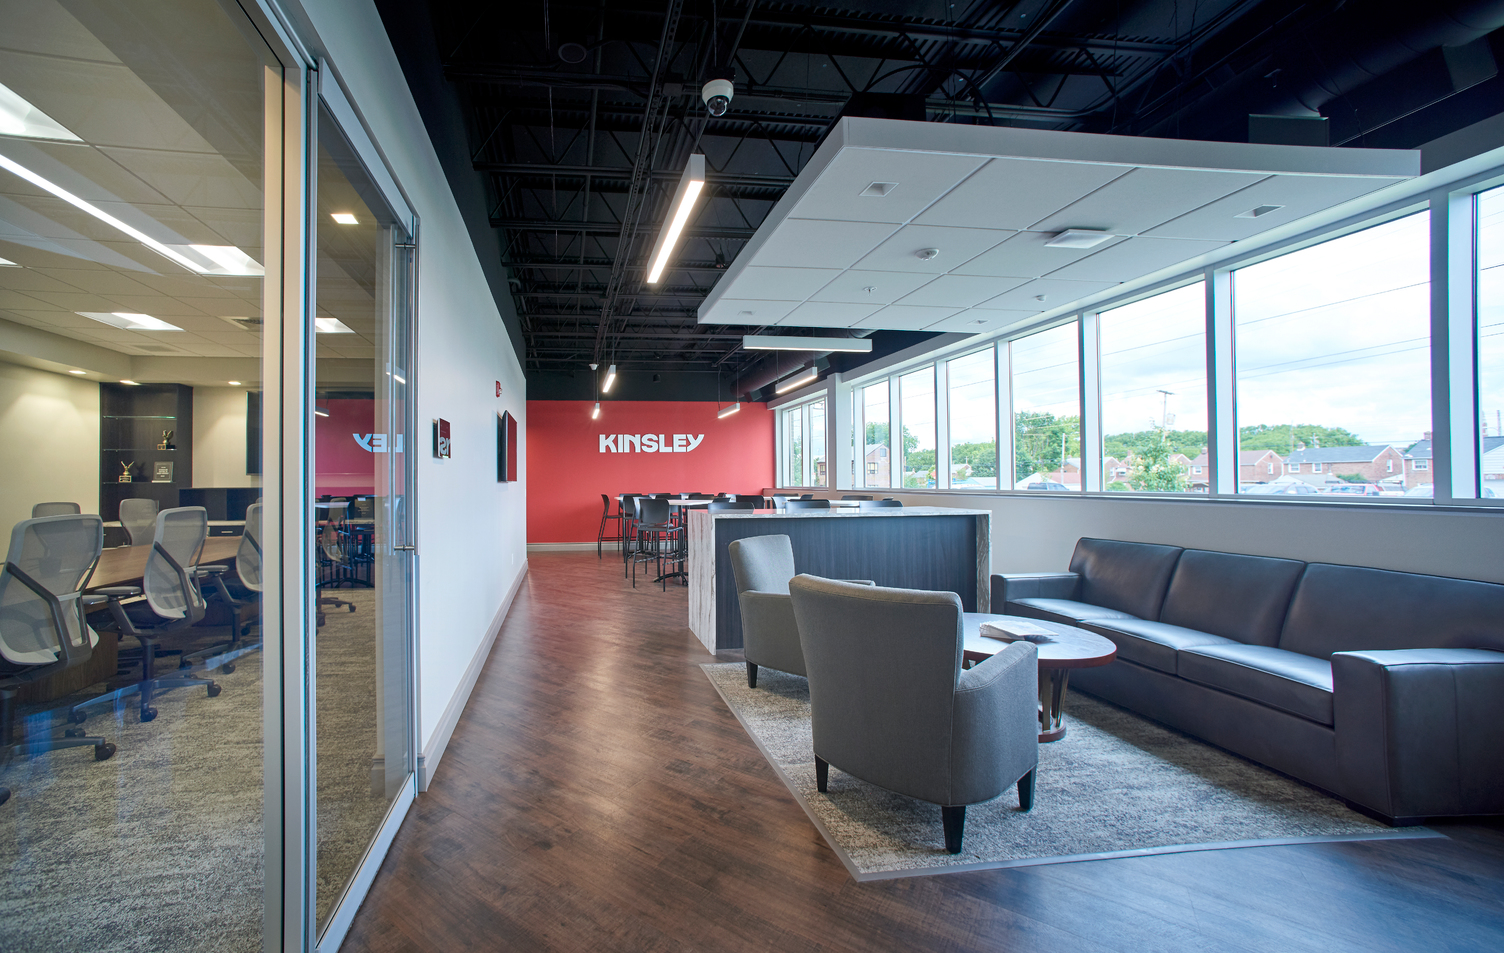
[82,594,108,607]
[94,586,143,599]
[192,565,229,576]
[839,579,876,586]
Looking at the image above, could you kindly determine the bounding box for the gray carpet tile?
[0,587,395,952]
[702,662,1429,879]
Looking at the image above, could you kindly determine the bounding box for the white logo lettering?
[353,433,405,453]
[597,433,708,453]
[353,433,373,451]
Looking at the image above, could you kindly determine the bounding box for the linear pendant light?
[717,402,741,418]
[602,364,617,393]
[775,366,819,394]
[645,154,705,284]
[591,402,601,419]
[744,334,872,353]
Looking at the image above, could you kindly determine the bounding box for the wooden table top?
[88,537,243,591]
[962,613,1117,669]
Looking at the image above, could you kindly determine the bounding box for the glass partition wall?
[311,103,417,939]
[0,1,281,950]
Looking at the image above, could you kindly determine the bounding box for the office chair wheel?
[94,742,116,761]
[206,683,222,698]
[347,604,356,612]
[65,727,85,738]
[220,662,236,674]
[67,710,87,725]
[140,706,157,722]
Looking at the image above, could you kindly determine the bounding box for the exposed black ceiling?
[387,0,1504,393]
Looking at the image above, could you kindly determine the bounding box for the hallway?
[342,553,1504,952]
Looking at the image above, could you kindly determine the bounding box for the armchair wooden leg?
[815,756,829,793]
[746,662,758,689]
[1017,767,1037,812]
[942,805,966,854]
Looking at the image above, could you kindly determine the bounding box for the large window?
[1011,323,1080,491]
[899,367,936,488]
[1099,283,1207,493]
[1478,185,1504,496]
[779,397,827,486]
[809,399,828,487]
[861,381,891,488]
[947,348,998,489]
[1234,213,1430,498]
[782,405,803,486]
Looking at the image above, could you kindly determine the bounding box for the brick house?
[1186,448,1284,487]
[1409,433,1504,490]
[1283,445,1406,485]
[863,443,890,485]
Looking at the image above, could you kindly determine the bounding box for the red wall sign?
[526,400,774,543]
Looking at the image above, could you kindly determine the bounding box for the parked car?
[1321,483,1386,496]
[1403,483,1498,498]
[1242,482,1319,495]
[1023,481,1071,491]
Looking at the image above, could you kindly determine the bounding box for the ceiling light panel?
[786,147,986,224]
[0,83,81,141]
[331,212,359,225]
[0,256,18,267]
[315,317,354,333]
[76,311,183,331]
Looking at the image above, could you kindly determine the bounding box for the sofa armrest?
[1333,648,1504,821]
[738,590,806,677]
[989,572,1078,610]
[948,641,1039,806]
[840,579,876,586]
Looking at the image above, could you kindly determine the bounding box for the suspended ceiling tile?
[953,230,1130,279]
[913,157,1130,231]
[1144,173,1397,241]
[699,297,801,325]
[852,224,1014,274]
[785,148,988,224]
[978,278,1120,311]
[97,147,260,211]
[105,294,209,316]
[4,139,175,207]
[810,269,935,304]
[728,266,843,300]
[1032,167,1269,236]
[898,274,1029,308]
[0,264,81,294]
[753,219,896,270]
[926,309,1039,332]
[23,290,118,311]
[775,301,882,328]
[854,305,964,331]
[1046,236,1230,282]
[0,290,51,310]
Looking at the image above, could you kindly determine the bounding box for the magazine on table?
[979,619,1055,644]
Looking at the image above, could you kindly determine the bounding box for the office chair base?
[70,674,221,723]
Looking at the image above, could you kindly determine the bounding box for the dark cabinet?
[99,383,193,523]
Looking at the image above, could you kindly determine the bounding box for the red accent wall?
[315,399,377,496]
[526,400,774,543]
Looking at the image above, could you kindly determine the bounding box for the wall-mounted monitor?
[498,410,518,482]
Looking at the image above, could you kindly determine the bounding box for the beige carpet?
[0,588,394,952]
[703,662,1437,880]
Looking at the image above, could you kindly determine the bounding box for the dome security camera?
[702,67,734,117]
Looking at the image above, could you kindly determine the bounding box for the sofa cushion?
[1082,618,1238,674]
[1069,538,1184,621]
[1159,550,1305,646]
[1280,564,1504,660]
[1178,644,1334,725]
[1007,598,1137,627]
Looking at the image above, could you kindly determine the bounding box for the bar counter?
[687,506,991,652]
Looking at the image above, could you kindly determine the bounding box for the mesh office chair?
[189,503,264,673]
[119,498,160,546]
[317,502,357,625]
[785,499,831,511]
[1,515,117,807]
[31,502,81,518]
[858,499,903,510]
[72,507,221,723]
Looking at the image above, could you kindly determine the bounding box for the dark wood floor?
[341,552,1504,953]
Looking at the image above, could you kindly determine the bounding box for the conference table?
[87,537,243,591]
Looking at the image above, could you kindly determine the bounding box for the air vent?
[130,343,185,354]
[861,181,897,197]
[219,316,263,332]
[1235,204,1285,219]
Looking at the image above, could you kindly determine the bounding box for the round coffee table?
[962,613,1116,742]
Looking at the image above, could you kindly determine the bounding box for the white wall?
[299,2,528,771]
[0,361,98,532]
[884,490,1504,585]
[193,387,261,488]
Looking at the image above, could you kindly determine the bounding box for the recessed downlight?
[331,212,359,225]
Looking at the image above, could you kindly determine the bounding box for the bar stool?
[597,493,625,558]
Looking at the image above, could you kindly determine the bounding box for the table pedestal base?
[1038,669,1072,743]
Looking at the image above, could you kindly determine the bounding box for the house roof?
[1187,449,1277,467]
[1284,445,1395,463]
[1406,436,1504,460]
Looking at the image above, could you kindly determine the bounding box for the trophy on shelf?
[118,460,135,483]
[157,429,175,450]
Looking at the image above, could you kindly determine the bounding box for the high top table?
[687,505,990,652]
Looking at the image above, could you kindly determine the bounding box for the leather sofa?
[992,538,1504,824]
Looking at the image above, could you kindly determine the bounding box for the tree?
[1014,411,1080,482]
[1128,438,1190,491]
[1239,423,1363,452]
[1104,429,1207,460]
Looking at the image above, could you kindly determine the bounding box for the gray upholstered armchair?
[788,574,1039,854]
[728,535,872,688]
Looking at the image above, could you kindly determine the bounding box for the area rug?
[701,662,1438,880]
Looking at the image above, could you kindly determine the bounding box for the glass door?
[310,97,416,941]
